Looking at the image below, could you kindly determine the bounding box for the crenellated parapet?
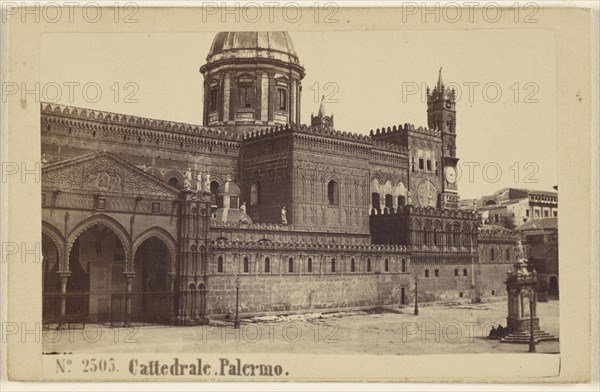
[410,206,478,220]
[210,238,410,254]
[241,123,293,141]
[242,122,371,143]
[370,123,441,139]
[371,204,479,220]
[241,122,407,155]
[211,220,293,231]
[41,102,241,154]
[478,225,521,242]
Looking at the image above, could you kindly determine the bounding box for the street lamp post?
[414,274,419,316]
[234,276,240,329]
[528,293,536,353]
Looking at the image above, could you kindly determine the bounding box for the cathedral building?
[41,31,519,326]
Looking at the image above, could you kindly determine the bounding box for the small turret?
[311,95,334,128]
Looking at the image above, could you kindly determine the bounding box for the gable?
[42,152,180,199]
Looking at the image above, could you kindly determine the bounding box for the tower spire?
[311,95,334,128]
[318,95,327,117]
[437,66,444,90]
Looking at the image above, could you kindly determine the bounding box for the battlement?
[478,225,521,240]
[242,122,408,157]
[371,205,479,220]
[211,220,293,231]
[370,123,441,138]
[210,237,410,254]
[242,122,372,144]
[41,102,241,141]
[241,123,293,141]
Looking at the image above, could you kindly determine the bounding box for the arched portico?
[131,230,178,324]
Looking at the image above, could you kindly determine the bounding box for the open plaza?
[42,300,559,356]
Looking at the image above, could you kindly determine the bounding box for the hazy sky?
[40,29,557,199]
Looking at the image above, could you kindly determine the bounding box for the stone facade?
[41,31,521,324]
[515,218,559,299]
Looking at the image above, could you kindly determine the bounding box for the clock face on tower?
[445,167,457,183]
[417,180,437,208]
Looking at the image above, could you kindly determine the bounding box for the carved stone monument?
[500,240,558,343]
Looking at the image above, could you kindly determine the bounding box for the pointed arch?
[132,227,177,274]
[164,170,184,188]
[42,221,66,271]
[67,214,131,269]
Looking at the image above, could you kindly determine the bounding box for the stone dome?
[217,177,241,196]
[205,31,300,65]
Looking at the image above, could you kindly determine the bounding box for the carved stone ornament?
[42,153,180,198]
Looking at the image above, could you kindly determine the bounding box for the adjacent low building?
[461,188,558,229]
[515,217,559,300]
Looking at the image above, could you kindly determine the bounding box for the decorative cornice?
[210,239,410,254]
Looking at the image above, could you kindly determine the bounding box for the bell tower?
[427,68,459,209]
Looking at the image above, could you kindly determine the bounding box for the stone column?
[123,272,135,327]
[223,74,230,123]
[268,73,275,123]
[58,272,71,326]
[290,79,297,123]
[520,292,525,318]
[168,272,176,314]
[260,72,269,123]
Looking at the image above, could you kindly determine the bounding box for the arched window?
[168,177,179,188]
[217,256,224,273]
[452,227,460,245]
[250,183,260,206]
[506,248,510,261]
[384,258,389,272]
[371,193,380,214]
[433,228,439,246]
[307,258,312,273]
[424,227,431,245]
[288,258,294,273]
[490,248,495,261]
[243,257,249,273]
[328,180,339,205]
[238,78,254,108]
[350,258,355,272]
[398,195,406,207]
[210,181,219,195]
[209,88,218,112]
[331,258,336,273]
[401,259,406,273]
[278,88,287,111]
[264,257,270,273]
[366,258,371,272]
[385,194,393,213]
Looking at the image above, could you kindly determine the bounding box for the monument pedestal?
[500,316,558,343]
[500,241,558,344]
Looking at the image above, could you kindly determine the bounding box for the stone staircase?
[500,329,558,344]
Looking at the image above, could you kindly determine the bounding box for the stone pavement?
[43,300,559,355]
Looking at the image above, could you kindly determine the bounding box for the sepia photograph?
[1,3,596,386]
